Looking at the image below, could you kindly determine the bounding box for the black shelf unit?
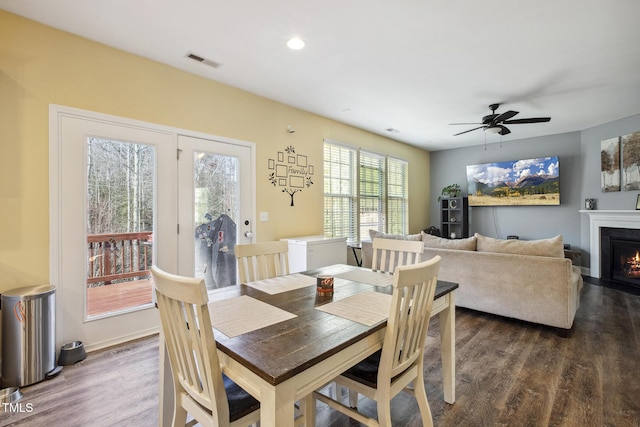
[440,197,469,239]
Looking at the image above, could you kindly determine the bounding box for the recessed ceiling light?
[286,38,305,50]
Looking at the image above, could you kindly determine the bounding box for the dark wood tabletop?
[211,264,458,386]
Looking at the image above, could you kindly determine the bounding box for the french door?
[176,134,254,289]
[51,106,255,351]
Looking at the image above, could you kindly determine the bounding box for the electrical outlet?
[260,212,269,221]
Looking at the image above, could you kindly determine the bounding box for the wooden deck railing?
[87,232,153,286]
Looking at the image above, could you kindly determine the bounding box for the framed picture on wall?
[601,137,621,192]
[622,131,640,191]
[636,194,640,210]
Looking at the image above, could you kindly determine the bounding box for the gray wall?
[430,113,640,271]
[578,114,640,268]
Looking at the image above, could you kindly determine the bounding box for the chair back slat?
[371,238,424,274]
[379,256,441,380]
[235,241,290,283]
[151,266,229,426]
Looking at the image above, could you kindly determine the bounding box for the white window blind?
[386,157,408,235]
[324,141,409,242]
[359,151,386,239]
[323,143,357,241]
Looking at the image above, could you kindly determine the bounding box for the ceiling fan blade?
[499,125,511,135]
[482,113,499,124]
[449,122,483,126]
[453,126,485,136]
[503,117,551,124]
[493,110,518,123]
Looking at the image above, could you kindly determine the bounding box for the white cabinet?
[281,236,347,273]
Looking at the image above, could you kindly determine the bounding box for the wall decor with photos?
[268,145,315,206]
[601,131,640,192]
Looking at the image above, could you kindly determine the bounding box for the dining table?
[159,263,458,427]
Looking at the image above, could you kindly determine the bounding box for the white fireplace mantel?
[581,210,640,277]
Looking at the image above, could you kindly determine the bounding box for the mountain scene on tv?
[466,156,560,206]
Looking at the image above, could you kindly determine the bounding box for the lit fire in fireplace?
[623,251,640,278]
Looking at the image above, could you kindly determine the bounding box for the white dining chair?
[151,266,260,427]
[314,256,441,427]
[371,237,424,274]
[235,240,290,283]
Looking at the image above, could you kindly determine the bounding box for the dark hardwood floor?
[2,280,638,427]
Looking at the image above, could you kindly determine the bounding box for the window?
[386,156,408,235]
[359,151,386,238]
[324,141,409,242]
[324,143,357,240]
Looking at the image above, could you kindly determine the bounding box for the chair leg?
[173,404,188,427]
[299,393,316,427]
[376,398,393,427]
[414,377,434,427]
[348,388,358,408]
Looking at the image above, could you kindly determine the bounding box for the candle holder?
[316,275,334,297]
[585,198,595,210]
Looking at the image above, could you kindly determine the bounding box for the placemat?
[209,295,297,337]
[244,273,317,294]
[334,269,395,287]
[315,291,392,326]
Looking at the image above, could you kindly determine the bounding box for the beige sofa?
[361,231,583,330]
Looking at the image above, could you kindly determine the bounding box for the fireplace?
[583,210,640,279]
[600,227,640,288]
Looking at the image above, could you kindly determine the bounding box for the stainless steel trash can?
[1,285,57,387]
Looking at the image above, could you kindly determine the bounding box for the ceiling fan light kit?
[452,103,551,137]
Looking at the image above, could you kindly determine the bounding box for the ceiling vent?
[186,52,221,69]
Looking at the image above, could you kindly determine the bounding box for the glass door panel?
[86,138,155,318]
[193,152,239,289]
[177,135,254,290]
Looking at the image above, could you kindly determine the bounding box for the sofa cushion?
[475,233,564,258]
[421,232,477,251]
[368,229,422,241]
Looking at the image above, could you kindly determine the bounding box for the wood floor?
[2,279,639,427]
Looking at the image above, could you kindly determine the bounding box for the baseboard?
[83,326,160,353]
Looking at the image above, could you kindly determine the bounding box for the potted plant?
[438,183,461,201]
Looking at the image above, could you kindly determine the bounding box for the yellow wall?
[0,10,430,293]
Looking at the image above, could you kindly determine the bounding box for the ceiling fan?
[451,103,551,136]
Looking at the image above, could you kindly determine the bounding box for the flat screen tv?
[466,156,560,206]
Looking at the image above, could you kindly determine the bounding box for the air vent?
[186,52,221,69]
[187,53,205,62]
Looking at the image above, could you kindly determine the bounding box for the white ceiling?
[2,0,639,151]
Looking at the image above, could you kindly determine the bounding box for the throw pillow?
[368,229,422,241]
[421,232,477,251]
[475,233,564,258]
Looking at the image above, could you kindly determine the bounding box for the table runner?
[334,269,395,287]
[244,273,317,295]
[209,295,297,337]
[315,291,392,326]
